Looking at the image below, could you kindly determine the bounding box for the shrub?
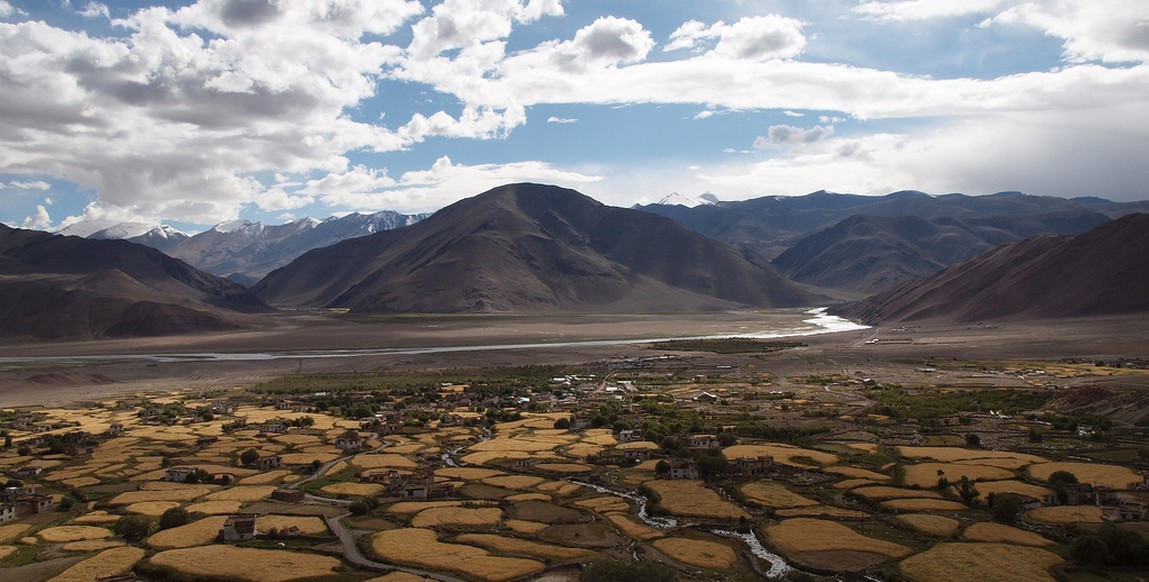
[581,559,677,582]
[114,515,154,542]
[990,493,1024,523]
[159,507,190,530]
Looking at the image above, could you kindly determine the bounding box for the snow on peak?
[212,219,260,233]
[56,220,161,239]
[655,192,716,207]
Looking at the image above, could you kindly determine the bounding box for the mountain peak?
[654,192,716,207]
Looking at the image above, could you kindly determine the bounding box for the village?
[0,346,1148,581]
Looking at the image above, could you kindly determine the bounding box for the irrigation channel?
[572,480,793,578]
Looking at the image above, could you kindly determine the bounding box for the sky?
[0,0,1147,233]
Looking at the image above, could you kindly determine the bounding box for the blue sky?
[1,0,1147,233]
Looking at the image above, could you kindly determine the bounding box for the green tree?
[114,515,154,542]
[240,448,260,467]
[159,507,190,530]
[716,432,737,447]
[655,460,670,476]
[349,500,370,515]
[553,417,571,430]
[1070,534,1112,566]
[990,493,1024,523]
[956,476,980,506]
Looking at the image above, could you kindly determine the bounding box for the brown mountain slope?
[831,214,1149,324]
[253,183,822,312]
[0,224,269,340]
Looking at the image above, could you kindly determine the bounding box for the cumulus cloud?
[78,2,110,19]
[0,1,23,18]
[304,156,601,212]
[666,15,806,60]
[987,0,1149,64]
[22,205,52,229]
[2,180,51,190]
[754,124,835,147]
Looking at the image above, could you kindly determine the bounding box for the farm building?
[163,467,198,483]
[687,435,720,449]
[271,488,305,503]
[335,430,364,451]
[252,455,283,470]
[665,459,699,480]
[221,513,258,541]
[734,455,774,476]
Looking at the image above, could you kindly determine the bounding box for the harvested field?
[147,516,228,549]
[239,470,290,485]
[963,522,1052,546]
[386,443,426,454]
[573,496,630,513]
[504,493,551,502]
[896,514,960,537]
[353,454,420,469]
[388,501,488,514]
[61,477,101,488]
[896,447,1047,465]
[616,441,659,450]
[899,542,1062,582]
[741,481,818,508]
[109,487,209,505]
[365,573,432,582]
[456,533,594,559]
[764,518,911,557]
[125,501,182,516]
[881,499,968,511]
[504,519,548,534]
[852,486,943,500]
[645,480,750,520]
[482,475,545,489]
[971,480,1050,503]
[258,515,328,535]
[436,467,505,480]
[902,463,1015,488]
[538,523,623,549]
[1025,505,1103,525]
[60,539,125,552]
[1027,462,1142,489]
[410,506,503,528]
[0,546,14,559]
[834,479,880,489]
[148,545,342,581]
[604,512,663,540]
[47,546,144,582]
[723,444,837,467]
[279,452,340,464]
[461,450,530,465]
[37,526,113,543]
[775,506,869,518]
[204,485,276,502]
[321,482,384,497]
[70,512,119,524]
[652,537,738,570]
[533,463,592,474]
[185,500,243,515]
[824,466,891,481]
[536,481,581,496]
[371,528,544,582]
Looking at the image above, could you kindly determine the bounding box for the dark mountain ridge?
[831,214,1149,324]
[253,183,822,313]
[0,224,269,340]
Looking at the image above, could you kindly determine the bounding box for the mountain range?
[253,183,819,313]
[831,214,1149,323]
[58,210,428,286]
[0,224,268,340]
[638,190,1148,292]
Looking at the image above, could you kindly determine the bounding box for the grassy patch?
[648,339,804,354]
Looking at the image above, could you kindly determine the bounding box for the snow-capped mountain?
[160,210,429,285]
[651,192,719,208]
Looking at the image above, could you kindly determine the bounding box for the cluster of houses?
[0,483,53,524]
[360,469,455,499]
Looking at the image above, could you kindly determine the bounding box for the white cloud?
[22,205,52,229]
[546,116,577,123]
[987,0,1149,64]
[851,0,1007,22]
[2,180,51,190]
[783,110,804,117]
[407,0,561,60]
[0,1,23,18]
[666,15,806,60]
[755,124,835,147]
[79,2,110,19]
[307,156,601,212]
